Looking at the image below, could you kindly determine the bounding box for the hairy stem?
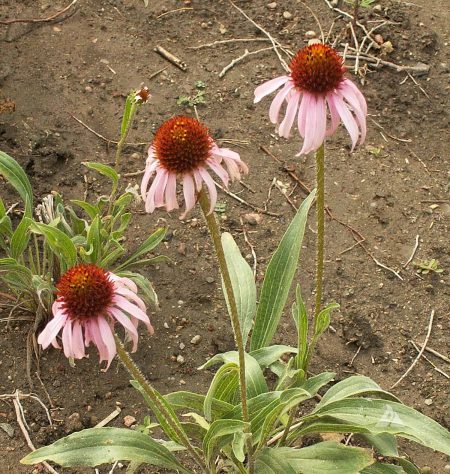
[198,189,254,474]
[113,334,207,473]
[314,144,325,322]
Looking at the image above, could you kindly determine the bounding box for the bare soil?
[0,0,449,473]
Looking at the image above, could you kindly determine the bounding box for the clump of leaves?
[343,0,376,7]
[414,258,444,274]
[177,81,207,107]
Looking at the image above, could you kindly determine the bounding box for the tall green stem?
[314,144,325,322]
[198,189,254,474]
[113,334,207,473]
[114,102,137,170]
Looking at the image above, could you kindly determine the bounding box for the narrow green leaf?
[20,427,189,472]
[200,351,268,399]
[203,419,249,466]
[300,372,335,396]
[250,189,316,351]
[313,302,339,338]
[86,215,100,263]
[114,227,166,271]
[257,442,374,474]
[204,363,239,422]
[83,162,119,192]
[121,94,134,136]
[71,200,100,220]
[250,345,297,369]
[292,284,308,369]
[363,433,398,457]
[163,391,233,419]
[10,216,31,259]
[254,447,297,474]
[314,398,450,455]
[360,463,405,474]
[221,232,256,347]
[30,222,77,272]
[0,151,33,214]
[315,376,401,411]
[232,431,247,462]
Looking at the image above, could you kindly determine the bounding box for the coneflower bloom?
[38,264,153,370]
[141,116,248,218]
[254,43,367,155]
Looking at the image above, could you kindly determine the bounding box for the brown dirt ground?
[0,0,449,473]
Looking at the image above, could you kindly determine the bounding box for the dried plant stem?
[113,334,207,473]
[198,189,254,474]
[314,144,325,320]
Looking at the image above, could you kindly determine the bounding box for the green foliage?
[414,258,444,274]
[177,81,207,107]
[0,151,164,318]
[343,0,376,7]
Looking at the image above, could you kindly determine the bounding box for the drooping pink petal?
[210,146,241,162]
[254,76,289,103]
[71,321,86,359]
[298,94,327,155]
[37,306,68,349]
[331,93,359,150]
[278,90,301,138]
[140,160,158,199]
[144,170,162,213]
[153,169,169,208]
[108,307,139,352]
[339,83,367,144]
[342,78,367,114]
[96,316,117,370]
[207,159,229,187]
[113,286,146,312]
[61,318,73,359]
[269,81,294,125]
[325,94,341,137]
[164,172,179,211]
[296,92,311,139]
[181,173,196,219]
[222,157,241,181]
[193,169,203,192]
[198,168,217,214]
[109,274,138,294]
[114,294,152,331]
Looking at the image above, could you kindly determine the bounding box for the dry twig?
[413,343,450,365]
[156,7,193,19]
[0,0,77,25]
[390,310,434,389]
[189,38,271,49]
[154,45,187,71]
[402,234,419,269]
[95,407,122,428]
[410,341,449,380]
[219,47,274,78]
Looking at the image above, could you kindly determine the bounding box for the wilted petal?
[165,172,179,211]
[181,173,196,218]
[198,168,217,214]
[269,82,294,124]
[254,76,289,103]
[279,90,301,138]
[37,305,68,349]
[109,307,139,352]
[207,159,229,187]
[330,93,359,150]
[96,316,117,370]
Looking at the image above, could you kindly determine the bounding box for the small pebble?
[85,86,93,93]
[243,213,262,225]
[123,415,136,428]
[373,4,382,12]
[444,464,450,472]
[191,335,202,345]
[420,467,432,474]
[305,30,316,39]
[179,342,186,350]
[130,152,140,160]
[176,355,185,364]
[163,322,170,329]
[374,34,384,45]
[205,276,215,283]
[267,2,277,9]
[424,398,433,406]
[282,11,292,19]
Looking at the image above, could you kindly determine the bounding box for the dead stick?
[410,341,449,379]
[391,310,434,389]
[414,343,450,365]
[154,45,187,71]
[402,234,419,269]
[0,0,77,25]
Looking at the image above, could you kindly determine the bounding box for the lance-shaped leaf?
[250,189,315,351]
[83,162,119,194]
[361,464,406,474]
[20,427,189,472]
[221,232,256,347]
[164,391,233,419]
[255,442,373,474]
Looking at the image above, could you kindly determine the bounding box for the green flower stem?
[314,144,325,322]
[114,102,138,170]
[113,334,207,473]
[198,189,254,474]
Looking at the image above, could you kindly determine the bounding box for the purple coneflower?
[141,116,248,218]
[254,43,367,155]
[38,264,153,370]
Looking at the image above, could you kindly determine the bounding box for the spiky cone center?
[56,264,114,321]
[289,44,345,94]
[153,116,213,174]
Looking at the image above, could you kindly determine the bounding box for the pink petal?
[269,82,294,125]
[207,159,229,187]
[342,78,367,114]
[193,169,203,191]
[164,172,179,211]
[72,321,86,359]
[331,93,359,150]
[140,160,158,199]
[254,76,289,103]
[325,94,341,137]
[198,168,217,214]
[153,169,169,208]
[108,307,139,352]
[61,318,73,359]
[222,157,241,181]
[96,316,117,370]
[180,173,196,219]
[299,94,327,155]
[210,146,241,162]
[114,294,152,331]
[278,90,301,138]
[297,92,311,139]
[37,305,68,349]
[339,83,367,145]
[113,286,147,312]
